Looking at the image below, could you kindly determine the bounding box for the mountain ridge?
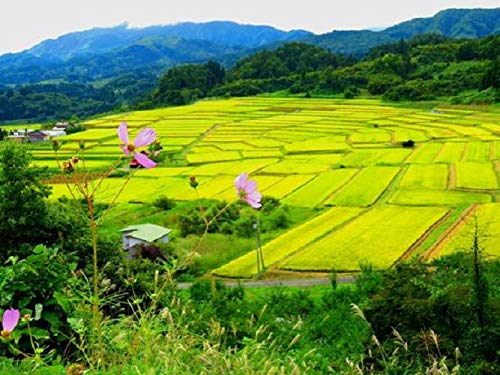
[304,8,500,55]
[0,8,497,86]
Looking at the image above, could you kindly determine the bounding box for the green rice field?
[30,97,499,277]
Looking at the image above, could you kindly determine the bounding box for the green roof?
[119,224,172,242]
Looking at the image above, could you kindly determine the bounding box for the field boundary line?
[432,142,446,163]
[448,163,456,190]
[423,204,478,260]
[273,208,369,272]
[489,141,495,161]
[460,142,469,162]
[321,168,364,205]
[377,165,407,205]
[393,209,453,265]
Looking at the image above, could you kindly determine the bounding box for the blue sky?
[1,0,498,55]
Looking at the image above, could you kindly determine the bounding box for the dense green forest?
[303,8,500,55]
[148,34,499,108]
[2,33,498,123]
[0,8,498,123]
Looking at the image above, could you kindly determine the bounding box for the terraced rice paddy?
[32,97,499,277]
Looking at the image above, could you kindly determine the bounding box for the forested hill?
[27,21,311,59]
[149,34,499,107]
[0,8,498,122]
[0,22,310,85]
[304,8,500,55]
[0,8,498,86]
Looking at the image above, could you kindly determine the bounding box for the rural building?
[27,130,48,143]
[12,129,34,136]
[54,121,72,130]
[43,129,66,138]
[119,224,172,258]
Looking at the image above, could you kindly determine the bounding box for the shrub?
[343,85,359,99]
[136,244,167,261]
[0,245,77,356]
[401,139,415,148]
[153,195,175,211]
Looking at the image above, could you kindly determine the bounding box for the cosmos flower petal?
[134,151,157,169]
[234,172,248,191]
[2,309,20,332]
[248,190,262,201]
[117,122,129,145]
[120,145,130,156]
[234,172,261,208]
[245,180,257,193]
[134,128,156,147]
[246,197,262,209]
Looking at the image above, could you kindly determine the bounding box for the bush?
[136,244,167,261]
[263,207,289,231]
[153,195,175,211]
[343,85,359,99]
[401,139,415,148]
[0,245,77,356]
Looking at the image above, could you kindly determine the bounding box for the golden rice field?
[31,97,499,277]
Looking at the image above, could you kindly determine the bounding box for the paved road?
[177,276,355,290]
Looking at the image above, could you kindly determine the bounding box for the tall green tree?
[0,142,51,257]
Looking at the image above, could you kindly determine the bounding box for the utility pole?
[253,220,265,279]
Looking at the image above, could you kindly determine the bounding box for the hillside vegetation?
[0,8,498,122]
[0,138,498,373]
[149,34,499,107]
[305,8,500,55]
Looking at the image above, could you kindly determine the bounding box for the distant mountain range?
[0,8,498,85]
[305,8,500,55]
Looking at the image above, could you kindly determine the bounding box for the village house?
[12,129,34,136]
[53,121,75,131]
[42,129,66,138]
[27,130,48,143]
[119,224,172,259]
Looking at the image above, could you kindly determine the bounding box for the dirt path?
[395,210,453,264]
[424,204,478,260]
[176,276,355,290]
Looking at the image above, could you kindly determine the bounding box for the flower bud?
[22,314,30,322]
[78,140,85,150]
[51,139,60,152]
[189,176,199,189]
[72,157,79,164]
[1,330,10,338]
[62,160,74,173]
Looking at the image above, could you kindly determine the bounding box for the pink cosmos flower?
[117,122,157,169]
[235,172,262,209]
[1,309,20,338]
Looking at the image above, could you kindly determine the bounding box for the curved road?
[177,276,355,289]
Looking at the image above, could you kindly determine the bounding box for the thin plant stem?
[95,168,137,225]
[185,200,236,264]
[87,196,103,368]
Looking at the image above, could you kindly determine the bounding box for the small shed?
[119,224,172,258]
[54,121,72,129]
